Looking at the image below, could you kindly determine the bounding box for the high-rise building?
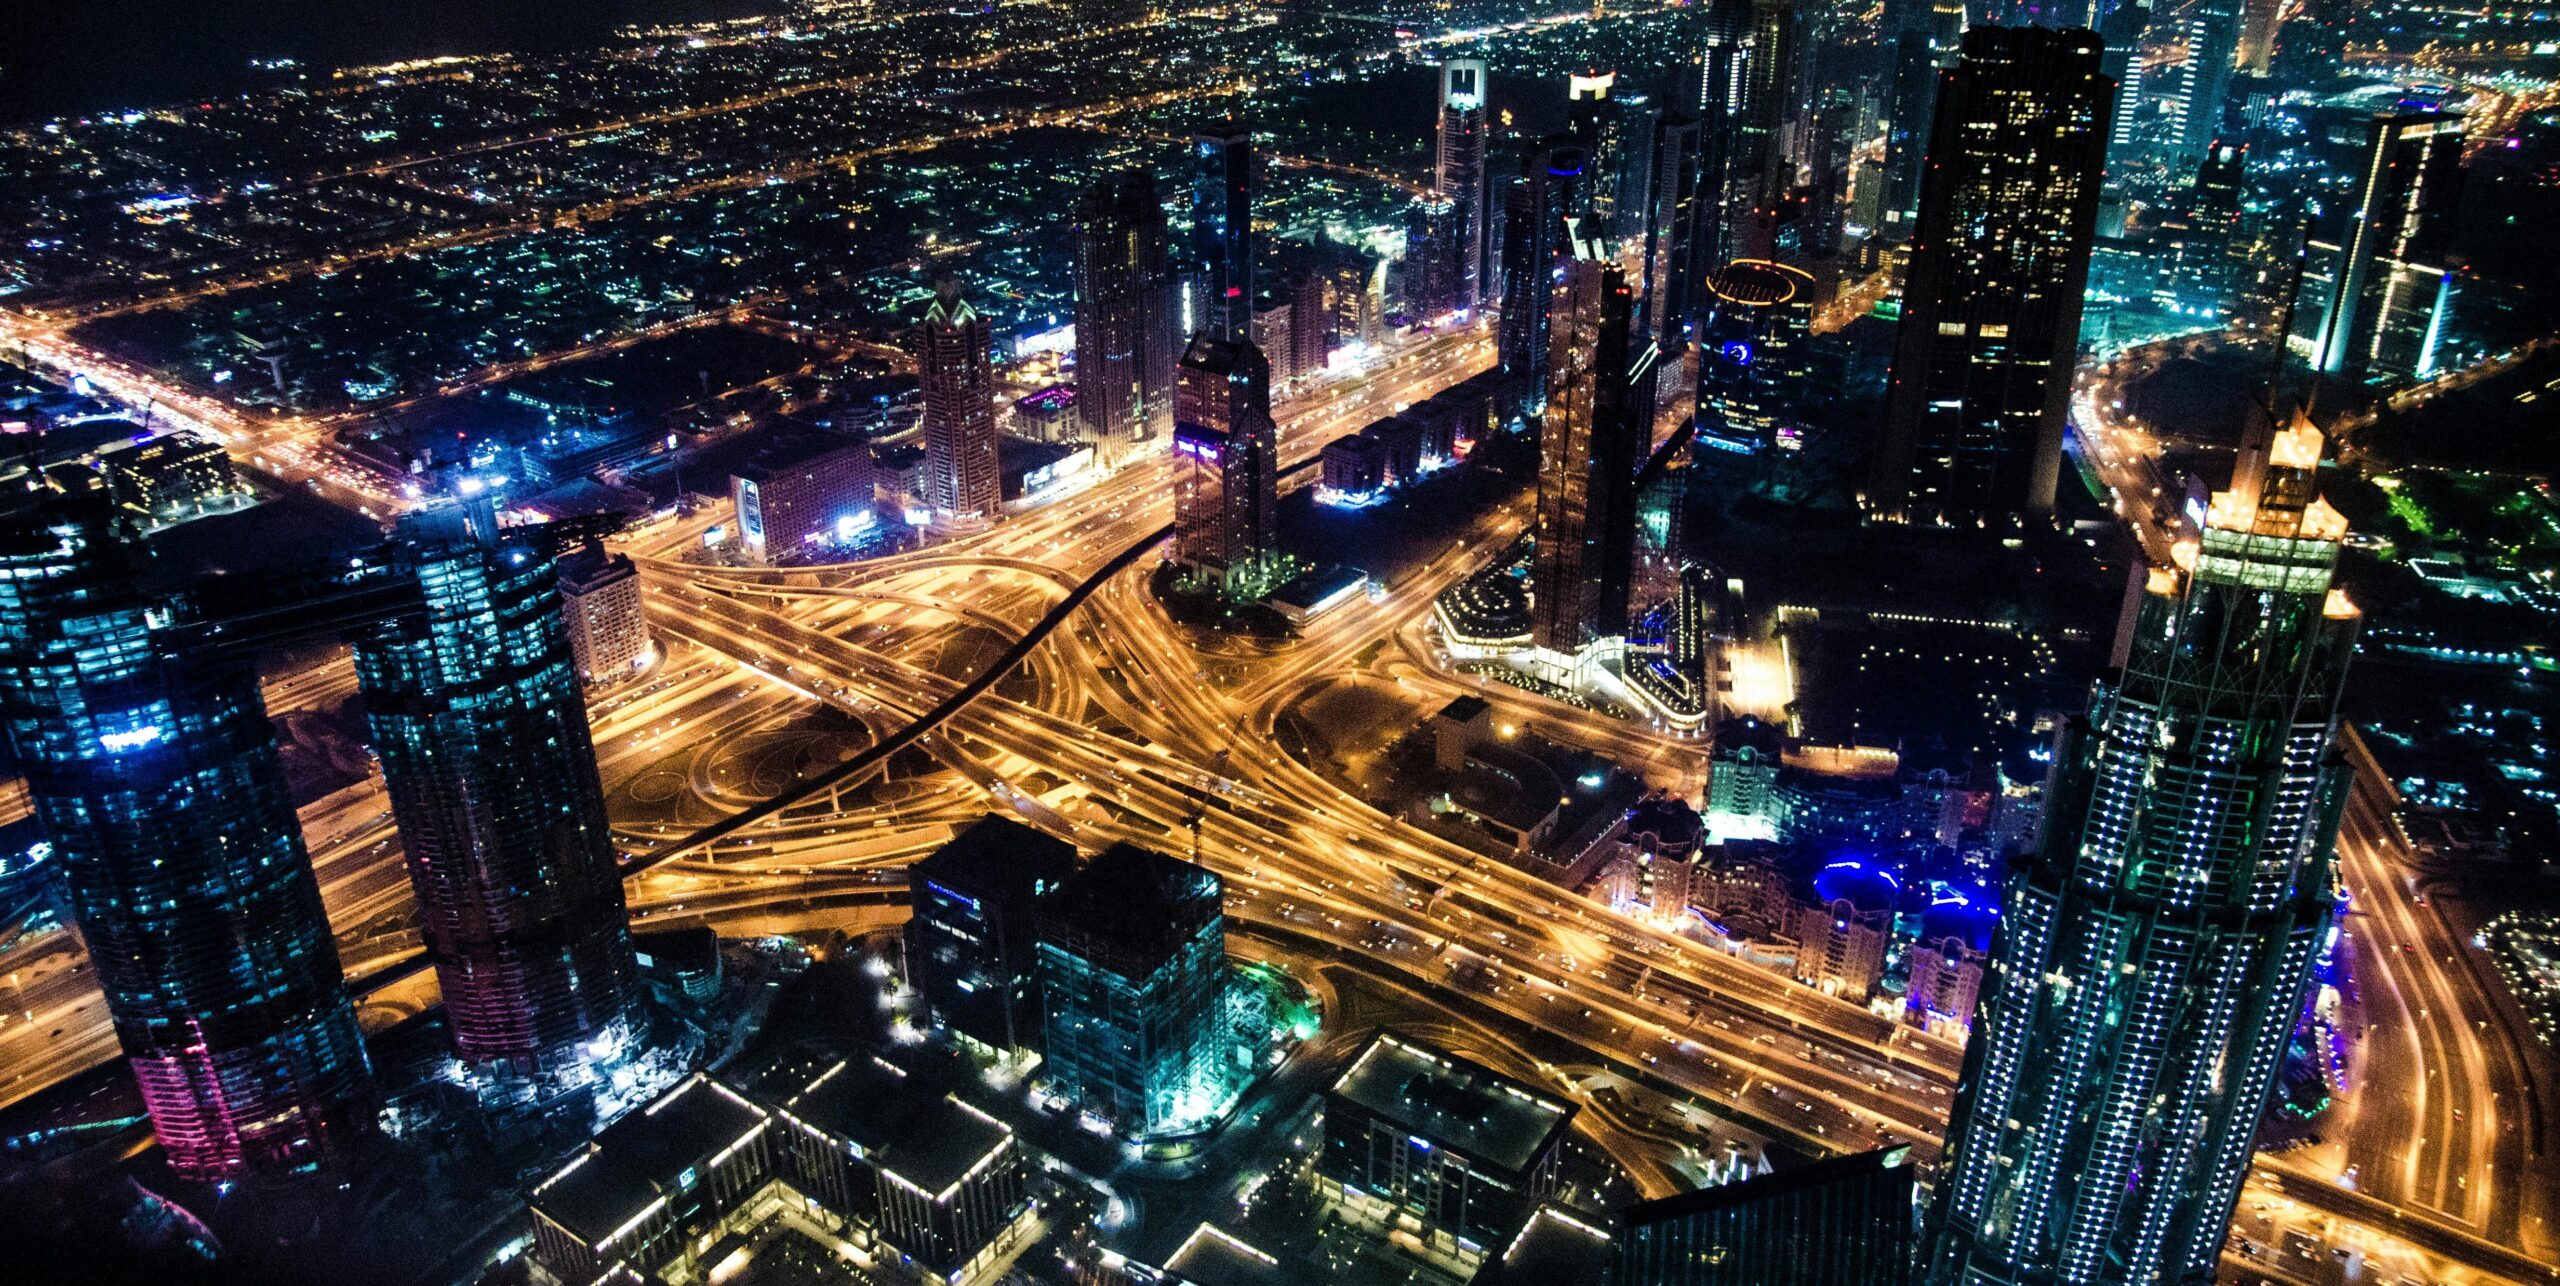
[1568,70,1627,232]
[904,815,1077,1054]
[1171,337,1280,592]
[558,538,650,689]
[1694,258,1816,455]
[1880,0,1965,243]
[1868,27,2112,527]
[1190,121,1255,345]
[1404,195,1464,322]
[1923,410,2360,1285]
[1529,246,1641,660]
[920,280,1000,520]
[1611,1146,1920,1285]
[2156,137,2248,312]
[1497,141,1592,401]
[1437,59,1490,313]
[2162,0,2245,164]
[2303,113,2463,382]
[0,498,369,1177]
[354,514,645,1078]
[1073,168,1178,453]
[1035,843,1230,1136]
[1636,114,1707,355]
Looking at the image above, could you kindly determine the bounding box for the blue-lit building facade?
[1923,412,2360,1285]
[0,499,369,1177]
[1035,843,1231,1137]
[353,513,645,1080]
[904,815,1076,1054]
[1694,258,1816,455]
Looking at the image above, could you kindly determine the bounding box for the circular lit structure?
[1695,259,1816,454]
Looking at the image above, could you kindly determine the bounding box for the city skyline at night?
[0,2,2554,1284]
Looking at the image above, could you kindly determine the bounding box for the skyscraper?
[1881,0,1966,244]
[1074,168,1177,454]
[1636,113,1706,354]
[558,538,649,689]
[1171,336,1279,592]
[353,514,645,1079]
[0,498,369,1177]
[1497,141,1591,402]
[905,815,1076,1054]
[1190,120,1254,345]
[1923,410,2360,1285]
[1568,70,1626,231]
[920,280,1000,520]
[1869,26,2111,527]
[2163,0,2245,164]
[1035,843,1230,1136]
[2304,112,2463,382]
[1695,258,1815,455]
[1530,245,1641,660]
[1437,59,1490,314]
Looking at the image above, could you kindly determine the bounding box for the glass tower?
[1190,121,1255,345]
[1034,843,1228,1137]
[352,514,644,1080]
[1073,167,1177,454]
[0,499,368,1177]
[920,280,1000,520]
[1529,245,1641,659]
[1923,410,2360,1285]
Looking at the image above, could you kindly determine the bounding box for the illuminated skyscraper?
[1568,69,1627,231]
[354,514,644,1079]
[1614,1146,1920,1285]
[1869,27,2111,527]
[1923,411,2360,1285]
[1636,113,1707,354]
[0,498,368,1177]
[2303,113,2463,382]
[1035,843,1229,1136]
[1190,121,1254,345]
[1695,258,1815,455]
[920,281,1000,520]
[906,815,1076,1054]
[1880,0,1965,243]
[1437,59,1490,314]
[1074,168,1177,454]
[1171,336,1279,592]
[558,538,649,689]
[1529,245,1640,659]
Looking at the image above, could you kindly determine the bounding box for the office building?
[1437,59,1490,313]
[904,815,1077,1054]
[1404,195,1465,322]
[1636,114,1706,356]
[1869,27,2111,527]
[1171,337,1280,594]
[1036,843,1231,1136]
[557,538,649,689]
[765,1055,1032,1283]
[2161,0,2244,164]
[1191,121,1254,345]
[2157,138,2247,311]
[1611,1146,1919,1285]
[1923,409,2360,1284]
[919,281,1000,520]
[1694,258,1815,455]
[1074,168,1178,453]
[1568,70,1627,231]
[1496,140,1592,399]
[1880,0,1966,243]
[1320,431,1390,502]
[0,499,370,1179]
[2303,113,2463,382]
[731,430,877,563]
[529,1073,777,1285]
[1529,246,1641,660]
[1317,1032,1575,1262]
[353,516,645,1078]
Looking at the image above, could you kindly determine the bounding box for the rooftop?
[913,813,1077,900]
[1039,842,1222,978]
[1328,1032,1573,1176]
[768,1056,1013,1201]
[1617,1145,1914,1229]
[533,1074,771,1246]
[1158,1224,1294,1286]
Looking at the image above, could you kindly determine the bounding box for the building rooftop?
[1038,842,1222,979]
[1158,1224,1294,1286]
[1328,1032,1573,1176]
[1616,1145,1914,1228]
[914,813,1076,898]
[533,1074,771,1246]
[1474,1205,1613,1286]
[769,1056,1013,1201]
[1438,695,1490,724]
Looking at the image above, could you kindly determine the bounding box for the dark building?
[763,1054,1031,1282]
[1320,432,1390,499]
[0,497,369,1177]
[1694,258,1816,455]
[1924,412,2359,1284]
[1868,26,2111,527]
[1172,337,1280,593]
[1317,1031,1576,1263]
[353,513,644,1078]
[904,815,1076,1054]
[1636,113,1707,356]
[2303,112,2463,382]
[1529,247,1641,658]
[920,281,1000,520]
[1035,843,1230,1136]
[1497,140,1592,401]
[1190,121,1255,345]
[528,1073,775,1285]
[1074,168,1179,454]
[1880,0,1965,245]
[1610,1146,1919,1285]
[1437,59,1490,314]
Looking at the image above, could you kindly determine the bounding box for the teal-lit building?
[353,509,644,1080]
[1924,411,2360,1284]
[0,497,369,1177]
[1035,843,1230,1136]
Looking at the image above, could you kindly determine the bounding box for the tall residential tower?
[1074,168,1178,454]
[1529,244,1641,661]
[920,281,1000,520]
